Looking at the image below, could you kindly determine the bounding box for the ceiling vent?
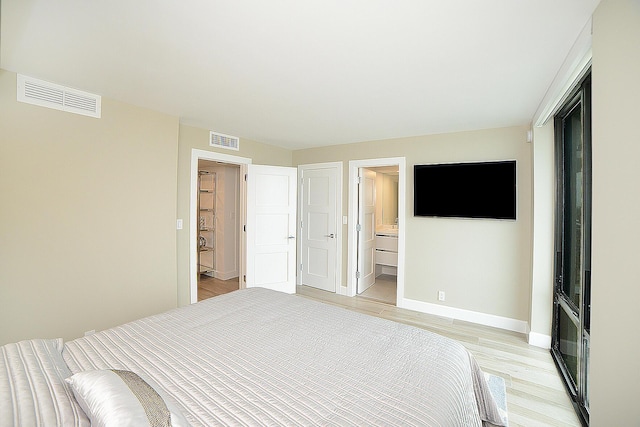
[17,74,101,118]
[210,131,239,151]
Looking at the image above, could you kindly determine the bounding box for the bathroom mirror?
[381,173,399,225]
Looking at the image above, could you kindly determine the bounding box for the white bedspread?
[63,288,504,426]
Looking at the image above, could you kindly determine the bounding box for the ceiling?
[1,0,600,150]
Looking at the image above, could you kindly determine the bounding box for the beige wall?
[0,69,179,345]
[590,0,640,424]
[175,124,292,306]
[293,125,533,322]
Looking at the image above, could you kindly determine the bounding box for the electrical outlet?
[438,291,445,301]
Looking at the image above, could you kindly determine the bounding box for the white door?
[300,167,337,292]
[246,164,297,294]
[357,168,376,293]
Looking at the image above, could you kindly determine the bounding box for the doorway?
[357,166,400,305]
[552,72,591,425]
[347,158,406,305]
[189,149,250,303]
[196,159,241,301]
[189,150,298,302]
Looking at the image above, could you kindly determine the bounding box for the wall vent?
[17,74,101,118]
[210,131,239,151]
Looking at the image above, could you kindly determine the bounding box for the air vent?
[210,131,239,151]
[17,74,101,118]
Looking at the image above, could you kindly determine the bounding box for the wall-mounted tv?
[414,160,516,220]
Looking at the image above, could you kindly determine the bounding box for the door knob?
[325,234,335,238]
[288,236,296,239]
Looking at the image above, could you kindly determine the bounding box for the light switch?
[176,219,183,230]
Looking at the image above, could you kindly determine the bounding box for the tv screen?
[414,161,516,220]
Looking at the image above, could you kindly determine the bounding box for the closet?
[197,160,241,286]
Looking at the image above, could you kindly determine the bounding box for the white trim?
[190,149,251,304]
[297,162,344,293]
[528,331,552,349]
[399,297,529,334]
[348,157,406,302]
[533,17,592,127]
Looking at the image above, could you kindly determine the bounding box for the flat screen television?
[414,160,516,220]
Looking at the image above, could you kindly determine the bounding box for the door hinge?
[243,224,246,232]
[300,220,304,229]
[356,176,361,184]
[356,271,361,279]
[300,263,303,271]
[356,223,362,232]
[243,274,246,283]
[244,174,247,181]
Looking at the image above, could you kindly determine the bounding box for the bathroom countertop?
[375,226,398,236]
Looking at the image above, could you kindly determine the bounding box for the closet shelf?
[198,169,215,279]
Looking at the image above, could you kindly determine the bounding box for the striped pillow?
[65,369,189,427]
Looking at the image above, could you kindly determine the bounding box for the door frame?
[347,157,406,300]
[189,149,251,303]
[297,162,343,292]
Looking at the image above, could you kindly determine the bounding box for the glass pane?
[559,307,579,386]
[583,333,590,411]
[562,106,583,307]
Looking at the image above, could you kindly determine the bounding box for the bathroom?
[360,166,399,305]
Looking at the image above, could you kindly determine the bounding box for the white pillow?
[65,369,189,427]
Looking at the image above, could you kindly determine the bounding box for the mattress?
[63,287,505,426]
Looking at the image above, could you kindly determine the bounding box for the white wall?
[215,165,240,280]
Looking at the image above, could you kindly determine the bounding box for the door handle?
[288,236,296,239]
[325,234,335,238]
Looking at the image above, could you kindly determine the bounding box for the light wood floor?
[359,274,397,305]
[198,281,580,426]
[297,286,581,427]
[198,275,239,301]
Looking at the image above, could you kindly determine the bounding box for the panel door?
[300,167,337,292]
[246,164,297,294]
[357,168,376,294]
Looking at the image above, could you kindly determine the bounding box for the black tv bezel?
[413,160,517,220]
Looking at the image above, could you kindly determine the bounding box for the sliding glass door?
[552,73,591,426]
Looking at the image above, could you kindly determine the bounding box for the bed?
[1,287,507,426]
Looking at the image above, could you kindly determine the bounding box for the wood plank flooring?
[198,281,580,426]
[198,275,239,301]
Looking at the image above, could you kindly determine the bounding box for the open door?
[246,164,297,294]
[357,168,376,294]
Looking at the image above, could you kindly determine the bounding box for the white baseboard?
[528,332,552,349]
[398,297,529,334]
[214,270,239,281]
